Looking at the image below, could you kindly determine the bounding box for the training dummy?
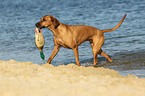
[34,28,45,63]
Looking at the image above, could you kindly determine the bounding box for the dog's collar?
[55,23,60,29]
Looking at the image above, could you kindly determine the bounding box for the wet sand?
[0,60,145,96]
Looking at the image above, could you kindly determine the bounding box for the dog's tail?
[101,14,127,33]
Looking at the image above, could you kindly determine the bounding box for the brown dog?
[36,14,126,66]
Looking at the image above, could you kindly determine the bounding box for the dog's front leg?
[73,47,81,66]
[47,45,60,64]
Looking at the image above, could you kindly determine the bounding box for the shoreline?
[0,60,145,96]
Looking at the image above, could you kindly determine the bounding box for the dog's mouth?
[40,26,46,29]
[37,26,46,30]
[36,26,45,32]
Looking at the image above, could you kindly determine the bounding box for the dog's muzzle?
[35,22,41,28]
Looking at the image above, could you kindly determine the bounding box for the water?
[0,0,145,78]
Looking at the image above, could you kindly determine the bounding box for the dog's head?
[35,15,60,29]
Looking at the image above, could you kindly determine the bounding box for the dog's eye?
[43,19,46,21]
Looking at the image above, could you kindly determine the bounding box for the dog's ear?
[51,16,60,29]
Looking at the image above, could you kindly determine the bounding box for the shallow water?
[0,0,145,77]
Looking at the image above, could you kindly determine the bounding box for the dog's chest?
[55,36,64,44]
[54,35,73,49]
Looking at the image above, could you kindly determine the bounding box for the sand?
[0,60,145,96]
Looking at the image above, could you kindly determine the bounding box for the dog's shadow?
[62,57,112,67]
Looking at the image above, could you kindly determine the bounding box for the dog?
[36,14,126,66]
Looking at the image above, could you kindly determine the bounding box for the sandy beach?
[0,60,145,96]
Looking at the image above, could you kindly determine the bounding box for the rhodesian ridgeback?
[36,14,126,66]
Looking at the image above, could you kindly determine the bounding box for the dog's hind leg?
[90,41,113,64]
[90,40,104,65]
[98,49,113,62]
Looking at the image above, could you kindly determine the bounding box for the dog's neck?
[47,23,67,37]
